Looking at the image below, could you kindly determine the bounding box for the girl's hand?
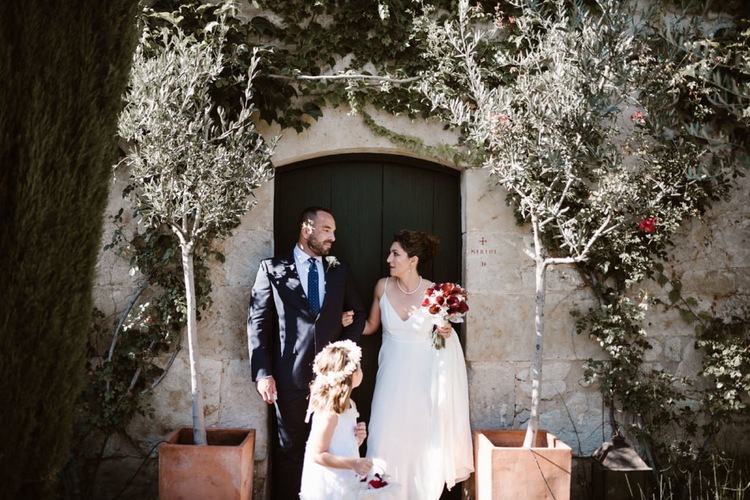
[437,323,452,339]
[341,310,354,327]
[352,457,373,476]
[354,421,367,446]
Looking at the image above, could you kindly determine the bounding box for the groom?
[248,206,365,499]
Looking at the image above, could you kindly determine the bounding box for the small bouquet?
[360,472,390,490]
[422,282,469,349]
[353,461,397,499]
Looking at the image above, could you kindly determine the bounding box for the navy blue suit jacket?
[247,250,365,392]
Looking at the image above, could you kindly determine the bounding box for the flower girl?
[299,340,372,499]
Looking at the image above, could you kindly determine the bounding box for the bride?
[345,229,474,499]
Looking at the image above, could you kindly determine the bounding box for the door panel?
[273,154,461,457]
[432,172,461,282]
[330,162,383,298]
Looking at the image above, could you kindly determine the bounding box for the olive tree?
[417,0,741,448]
[117,13,276,445]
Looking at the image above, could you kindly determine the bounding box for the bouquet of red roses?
[422,282,469,349]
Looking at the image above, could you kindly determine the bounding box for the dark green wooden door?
[273,153,462,443]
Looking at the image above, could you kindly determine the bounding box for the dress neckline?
[384,277,417,323]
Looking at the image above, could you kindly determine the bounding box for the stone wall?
[91,106,749,498]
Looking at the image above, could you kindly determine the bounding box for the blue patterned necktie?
[307,257,320,314]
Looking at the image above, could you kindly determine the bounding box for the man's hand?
[256,376,277,404]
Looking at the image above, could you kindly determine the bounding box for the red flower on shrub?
[638,216,656,233]
[630,111,645,124]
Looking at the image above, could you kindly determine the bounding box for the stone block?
[214,230,273,288]
[515,362,571,402]
[468,361,518,430]
[219,359,270,460]
[464,231,530,293]
[464,169,519,232]
[196,285,250,359]
[676,340,704,378]
[271,106,458,166]
[127,351,225,445]
[664,336,682,362]
[466,292,601,364]
[465,293,534,362]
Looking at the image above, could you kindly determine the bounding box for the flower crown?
[312,339,362,385]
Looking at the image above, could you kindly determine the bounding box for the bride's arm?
[342,278,386,334]
[361,278,385,335]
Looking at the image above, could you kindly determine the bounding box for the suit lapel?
[273,252,307,305]
[320,258,342,312]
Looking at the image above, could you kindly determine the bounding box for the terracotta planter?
[159,427,255,500]
[475,429,572,500]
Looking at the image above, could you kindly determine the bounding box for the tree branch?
[269,73,420,84]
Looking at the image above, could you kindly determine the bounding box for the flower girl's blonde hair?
[308,340,362,415]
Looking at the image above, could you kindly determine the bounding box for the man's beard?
[307,235,332,256]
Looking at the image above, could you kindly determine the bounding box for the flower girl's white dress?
[299,405,361,500]
[365,279,474,500]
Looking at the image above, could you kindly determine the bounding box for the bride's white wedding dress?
[366,279,474,499]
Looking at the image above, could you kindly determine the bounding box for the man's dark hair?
[298,206,332,227]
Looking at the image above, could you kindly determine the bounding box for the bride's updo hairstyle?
[393,230,440,269]
[308,340,362,414]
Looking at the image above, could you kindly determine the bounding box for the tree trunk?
[524,218,547,448]
[181,244,207,446]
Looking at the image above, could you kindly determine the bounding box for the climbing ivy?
[653,264,750,442]
[144,0,516,132]
[573,10,750,491]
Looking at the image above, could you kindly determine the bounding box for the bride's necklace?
[396,276,423,295]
